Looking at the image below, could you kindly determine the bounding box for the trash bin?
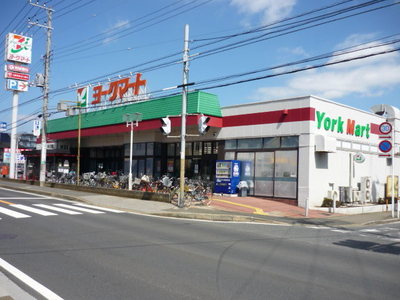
[237,181,249,197]
[239,187,248,197]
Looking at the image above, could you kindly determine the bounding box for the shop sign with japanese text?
[5,33,33,64]
[5,64,30,73]
[5,71,30,81]
[85,73,147,106]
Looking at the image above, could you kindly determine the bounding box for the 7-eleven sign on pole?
[77,86,89,108]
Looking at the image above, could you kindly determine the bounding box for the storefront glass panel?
[263,137,280,148]
[138,159,145,177]
[281,136,299,148]
[237,152,255,195]
[238,138,262,149]
[254,152,274,197]
[274,150,297,198]
[224,152,235,160]
[225,140,237,150]
[146,158,153,177]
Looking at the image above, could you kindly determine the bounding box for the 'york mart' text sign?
[316,111,370,138]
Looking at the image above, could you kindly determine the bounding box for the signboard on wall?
[6,79,29,92]
[5,33,33,64]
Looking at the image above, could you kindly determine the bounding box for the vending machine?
[214,160,241,194]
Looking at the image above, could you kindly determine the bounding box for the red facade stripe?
[223,107,316,127]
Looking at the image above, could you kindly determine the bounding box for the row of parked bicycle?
[46,171,213,207]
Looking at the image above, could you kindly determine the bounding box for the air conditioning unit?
[360,176,372,203]
[352,190,361,202]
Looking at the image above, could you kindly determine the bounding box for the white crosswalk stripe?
[0,203,125,220]
[54,203,105,214]
[0,206,31,218]
[11,204,58,216]
[33,204,83,215]
[73,203,124,213]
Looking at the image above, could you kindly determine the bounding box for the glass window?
[146,143,154,156]
[167,144,175,157]
[193,142,202,155]
[238,138,263,149]
[185,142,192,156]
[224,152,235,160]
[154,158,161,178]
[133,143,146,156]
[274,150,297,199]
[281,136,299,148]
[204,142,212,154]
[225,140,237,150]
[146,158,153,177]
[154,143,162,156]
[138,159,145,177]
[263,137,280,149]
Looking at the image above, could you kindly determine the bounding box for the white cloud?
[253,34,400,100]
[102,19,130,44]
[230,0,297,24]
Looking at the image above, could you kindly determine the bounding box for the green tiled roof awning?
[47,91,222,133]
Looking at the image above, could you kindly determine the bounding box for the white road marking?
[11,204,57,216]
[0,206,31,218]
[0,257,63,300]
[73,203,124,213]
[33,204,83,215]
[54,203,105,214]
[359,228,380,233]
[331,229,350,233]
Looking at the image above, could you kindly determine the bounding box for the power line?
[53,0,214,60]
[0,1,29,38]
[195,47,400,91]
[191,0,398,60]
[52,0,193,56]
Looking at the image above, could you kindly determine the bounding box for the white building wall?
[307,96,399,208]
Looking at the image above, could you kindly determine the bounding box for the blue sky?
[1,0,400,133]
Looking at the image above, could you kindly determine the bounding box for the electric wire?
[191,0,396,59]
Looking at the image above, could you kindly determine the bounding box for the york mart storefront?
[46,91,399,208]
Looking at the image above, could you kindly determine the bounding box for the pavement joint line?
[212,198,268,215]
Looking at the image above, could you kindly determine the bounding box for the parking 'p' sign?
[379,122,392,135]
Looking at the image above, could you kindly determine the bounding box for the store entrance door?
[237,150,297,199]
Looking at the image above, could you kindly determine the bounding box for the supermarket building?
[34,91,399,208]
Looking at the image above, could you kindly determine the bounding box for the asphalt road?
[0,187,399,300]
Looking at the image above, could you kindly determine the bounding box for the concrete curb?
[151,212,285,224]
[1,182,398,226]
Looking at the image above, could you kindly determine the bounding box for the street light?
[57,101,82,185]
[123,113,142,190]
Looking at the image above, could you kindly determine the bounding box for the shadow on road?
[333,239,400,255]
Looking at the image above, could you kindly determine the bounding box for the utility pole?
[178,24,190,208]
[29,1,54,186]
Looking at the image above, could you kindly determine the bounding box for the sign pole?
[9,90,19,179]
[392,124,396,218]
[179,24,190,208]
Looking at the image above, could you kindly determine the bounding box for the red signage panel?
[5,64,30,73]
[5,71,30,81]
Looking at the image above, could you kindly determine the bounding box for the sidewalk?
[0,179,397,227]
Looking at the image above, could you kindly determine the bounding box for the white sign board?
[5,33,33,64]
[33,120,41,136]
[6,79,29,92]
[0,122,6,132]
